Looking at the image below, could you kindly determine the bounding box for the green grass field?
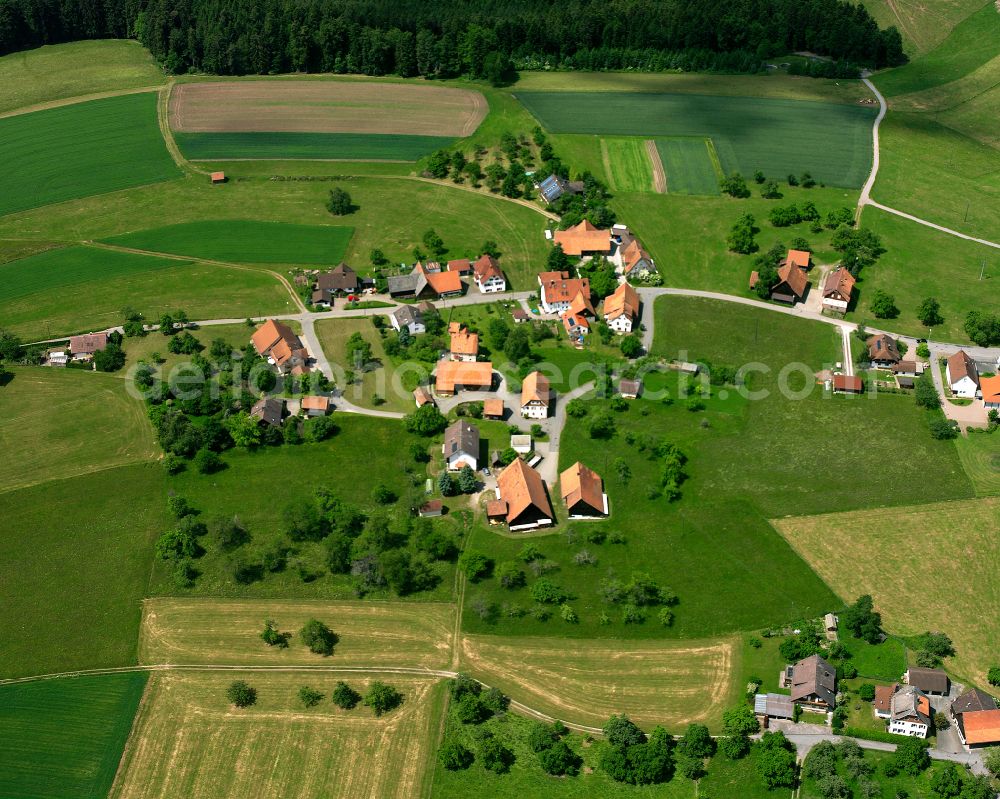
[0,245,293,339]
[656,138,721,195]
[174,131,456,161]
[0,367,157,494]
[955,433,1000,496]
[859,0,987,55]
[0,40,164,114]
[0,672,148,799]
[601,137,654,192]
[0,463,166,678]
[0,93,180,217]
[103,220,354,264]
[517,91,876,187]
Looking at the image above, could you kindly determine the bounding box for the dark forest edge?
[1,0,905,83]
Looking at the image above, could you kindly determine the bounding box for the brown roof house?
[442,420,480,472]
[495,458,554,531]
[472,254,506,293]
[316,263,359,295]
[874,684,899,719]
[250,396,284,427]
[956,709,1000,748]
[904,667,949,696]
[553,219,612,258]
[833,374,863,394]
[946,350,980,399]
[560,462,608,518]
[951,688,998,718]
[619,378,642,399]
[822,267,855,314]
[781,249,812,271]
[483,398,504,420]
[520,371,552,420]
[538,271,594,316]
[251,319,309,374]
[68,332,108,361]
[866,334,902,368]
[603,282,640,334]
[787,654,837,711]
[770,260,808,304]
[449,324,479,362]
[434,361,493,395]
[300,395,331,416]
[621,239,656,279]
[888,686,932,738]
[413,386,435,408]
[447,258,473,276]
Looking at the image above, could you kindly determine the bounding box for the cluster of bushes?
[728,212,759,254]
[427,129,544,199]
[599,715,675,785]
[964,310,1000,346]
[438,676,514,773]
[768,199,820,228]
[225,676,401,715]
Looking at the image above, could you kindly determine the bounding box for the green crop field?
[516,91,876,187]
[0,93,180,217]
[104,220,354,264]
[113,672,444,799]
[0,367,157,494]
[0,463,166,678]
[601,137,654,192]
[0,40,165,114]
[174,131,456,161]
[0,245,293,339]
[0,673,148,799]
[657,138,721,195]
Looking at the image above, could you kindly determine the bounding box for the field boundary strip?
[0,86,165,120]
[645,139,667,193]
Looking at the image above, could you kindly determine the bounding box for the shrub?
[363,681,403,716]
[858,683,876,701]
[226,680,256,707]
[299,619,338,656]
[331,681,361,709]
[439,741,474,770]
[298,686,324,707]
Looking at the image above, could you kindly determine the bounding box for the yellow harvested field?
[111,672,444,799]
[169,80,487,137]
[140,598,455,669]
[460,634,737,729]
[775,498,1000,686]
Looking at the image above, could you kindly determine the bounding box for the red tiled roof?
[553,220,612,256]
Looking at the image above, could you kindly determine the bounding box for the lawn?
[955,433,1000,496]
[698,747,794,799]
[775,497,1000,687]
[852,207,1000,342]
[0,93,180,217]
[0,463,166,678]
[0,40,164,114]
[175,131,457,161]
[0,245,293,339]
[601,137,655,193]
[838,632,908,682]
[139,597,454,669]
[148,415,458,601]
[459,634,738,730]
[0,673,148,799]
[0,366,156,494]
[103,220,354,265]
[656,138,721,196]
[516,91,876,187]
[112,671,445,799]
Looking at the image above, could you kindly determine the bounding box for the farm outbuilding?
[210,171,226,184]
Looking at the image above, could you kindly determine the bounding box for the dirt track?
[169,81,487,137]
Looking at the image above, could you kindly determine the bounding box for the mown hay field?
[656,137,721,195]
[0,673,148,799]
[775,498,1000,686]
[460,634,738,730]
[955,433,1000,496]
[0,367,157,494]
[103,220,354,265]
[140,598,455,669]
[517,91,876,187]
[0,245,292,339]
[0,93,179,217]
[600,137,654,192]
[111,672,444,799]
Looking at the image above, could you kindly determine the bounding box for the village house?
[560,461,608,518]
[562,306,590,343]
[434,361,493,395]
[781,248,812,272]
[447,258,473,277]
[387,262,463,299]
[946,350,980,399]
[770,260,808,304]
[300,395,331,417]
[442,420,480,471]
[413,386,435,408]
[822,267,855,314]
[867,333,902,368]
[833,374,863,394]
[537,271,594,315]
[603,282,640,334]
[449,323,479,362]
[472,254,507,293]
[904,666,949,696]
[951,688,997,719]
[512,308,530,324]
[754,693,795,728]
[68,332,109,361]
[981,375,1000,409]
[782,653,837,712]
[951,688,1000,747]
[888,686,932,738]
[521,371,551,419]
[316,263,359,296]
[390,305,425,336]
[495,457,555,531]
[250,396,284,427]
[619,236,657,279]
[538,174,584,204]
[310,289,333,309]
[482,398,504,420]
[874,684,899,720]
[251,319,309,374]
[619,378,641,399]
[552,219,612,258]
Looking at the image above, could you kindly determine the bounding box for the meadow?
[0,367,156,493]
[459,634,738,729]
[139,598,455,669]
[955,433,1000,496]
[516,91,876,187]
[112,671,445,799]
[601,137,655,193]
[0,40,164,114]
[0,245,292,339]
[0,93,180,217]
[775,497,1000,687]
[859,0,987,55]
[175,131,457,161]
[0,673,148,799]
[656,138,721,195]
[0,463,166,678]
[103,220,354,265]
